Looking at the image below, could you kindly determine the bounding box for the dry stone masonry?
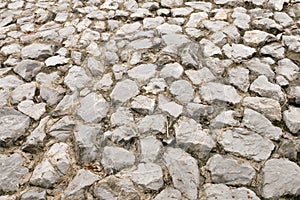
[0,0,299,199]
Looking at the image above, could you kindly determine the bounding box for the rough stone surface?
[283,106,300,135]
[110,79,139,102]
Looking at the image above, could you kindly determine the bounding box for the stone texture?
[262,159,300,198]
[283,106,300,135]
[110,79,139,102]
[21,43,53,59]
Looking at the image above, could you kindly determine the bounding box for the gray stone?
[214,0,240,5]
[110,107,133,127]
[223,44,256,62]
[186,12,208,27]
[138,114,166,134]
[65,169,99,199]
[160,62,183,79]
[0,108,30,147]
[74,125,102,163]
[14,60,44,81]
[130,95,155,114]
[22,116,48,153]
[161,34,190,54]
[39,85,65,106]
[186,103,214,119]
[204,184,260,200]
[77,92,109,123]
[274,12,294,28]
[11,82,36,104]
[171,7,193,17]
[30,143,70,188]
[53,93,78,117]
[250,75,285,102]
[260,43,285,59]
[17,100,46,121]
[180,43,202,68]
[64,66,92,91]
[45,55,69,67]
[200,39,222,57]
[161,0,183,8]
[163,147,199,200]
[21,189,46,200]
[93,175,139,200]
[0,153,28,193]
[278,139,300,161]
[243,30,274,46]
[104,123,139,144]
[204,58,232,76]
[116,22,141,36]
[288,85,300,105]
[203,20,229,32]
[158,98,183,118]
[86,57,104,76]
[282,35,300,53]
[175,117,215,158]
[170,80,194,104]
[219,128,274,161]
[1,43,21,56]
[185,1,212,11]
[262,159,300,198]
[185,67,216,85]
[127,163,163,191]
[143,78,167,94]
[128,64,157,85]
[200,82,242,104]
[110,79,139,102]
[93,73,113,92]
[276,58,299,81]
[207,154,256,185]
[140,136,163,162]
[49,116,75,142]
[242,108,282,140]
[227,66,250,92]
[244,58,275,78]
[154,187,182,200]
[242,97,281,121]
[283,106,300,135]
[101,146,135,174]
[232,8,250,30]
[210,110,240,129]
[268,0,289,11]
[21,43,53,59]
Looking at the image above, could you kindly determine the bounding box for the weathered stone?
[86,57,104,76]
[161,34,190,54]
[14,60,44,81]
[186,103,214,119]
[186,12,208,27]
[45,55,69,67]
[17,100,46,120]
[214,0,240,6]
[223,44,256,62]
[260,43,285,59]
[185,67,216,85]
[130,95,155,114]
[49,116,75,141]
[170,80,194,104]
[204,184,260,200]
[0,153,28,194]
[207,154,255,185]
[77,92,109,123]
[242,97,281,121]
[175,117,215,158]
[242,108,282,140]
[21,43,53,59]
[250,75,285,102]
[268,0,289,11]
[244,58,275,78]
[160,62,183,79]
[74,125,102,163]
[22,116,48,153]
[180,43,202,68]
[200,39,222,57]
[0,108,30,147]
[1,43,21,56]
[283,106,300,135]
[110,79,139,102]
[138,114,166,134]
[20,189,46,200]
[243,30,274,46]
[219,128,274,161]
[53,93,78,117]
[232,8,250,30]
[276,58,299,81]
[30,143,70,188]
[128,64,157,85]
[210,110,240,129]
[93,73,113,92]
[101,146,135,174]
[227,66,250,92]
[127,163,163,191]
[274,12,294,28]
[104,123,138,144]
[282,35,300,53]
[158,98,183,118]
[140,136,163,162]
[110,107,133,127]
[64,66,92,91]
[65,169,99,199]
[200,82,242,104]
[278,139,300,161]
[161,0,183,8]
[154,187,182,200]
[164,147,199,200]
[11,82,36,104]
[262,159,300,198]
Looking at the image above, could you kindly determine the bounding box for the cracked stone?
[210,110,240,129]
[227,66,250,92]
[21,43,53,59]
[170,80,194,104]
[64,66,92,92]
[283,106,300,135]
[14,60,44,81]
[17,100,46,121]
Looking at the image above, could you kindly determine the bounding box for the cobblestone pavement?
[0,0,300,199]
